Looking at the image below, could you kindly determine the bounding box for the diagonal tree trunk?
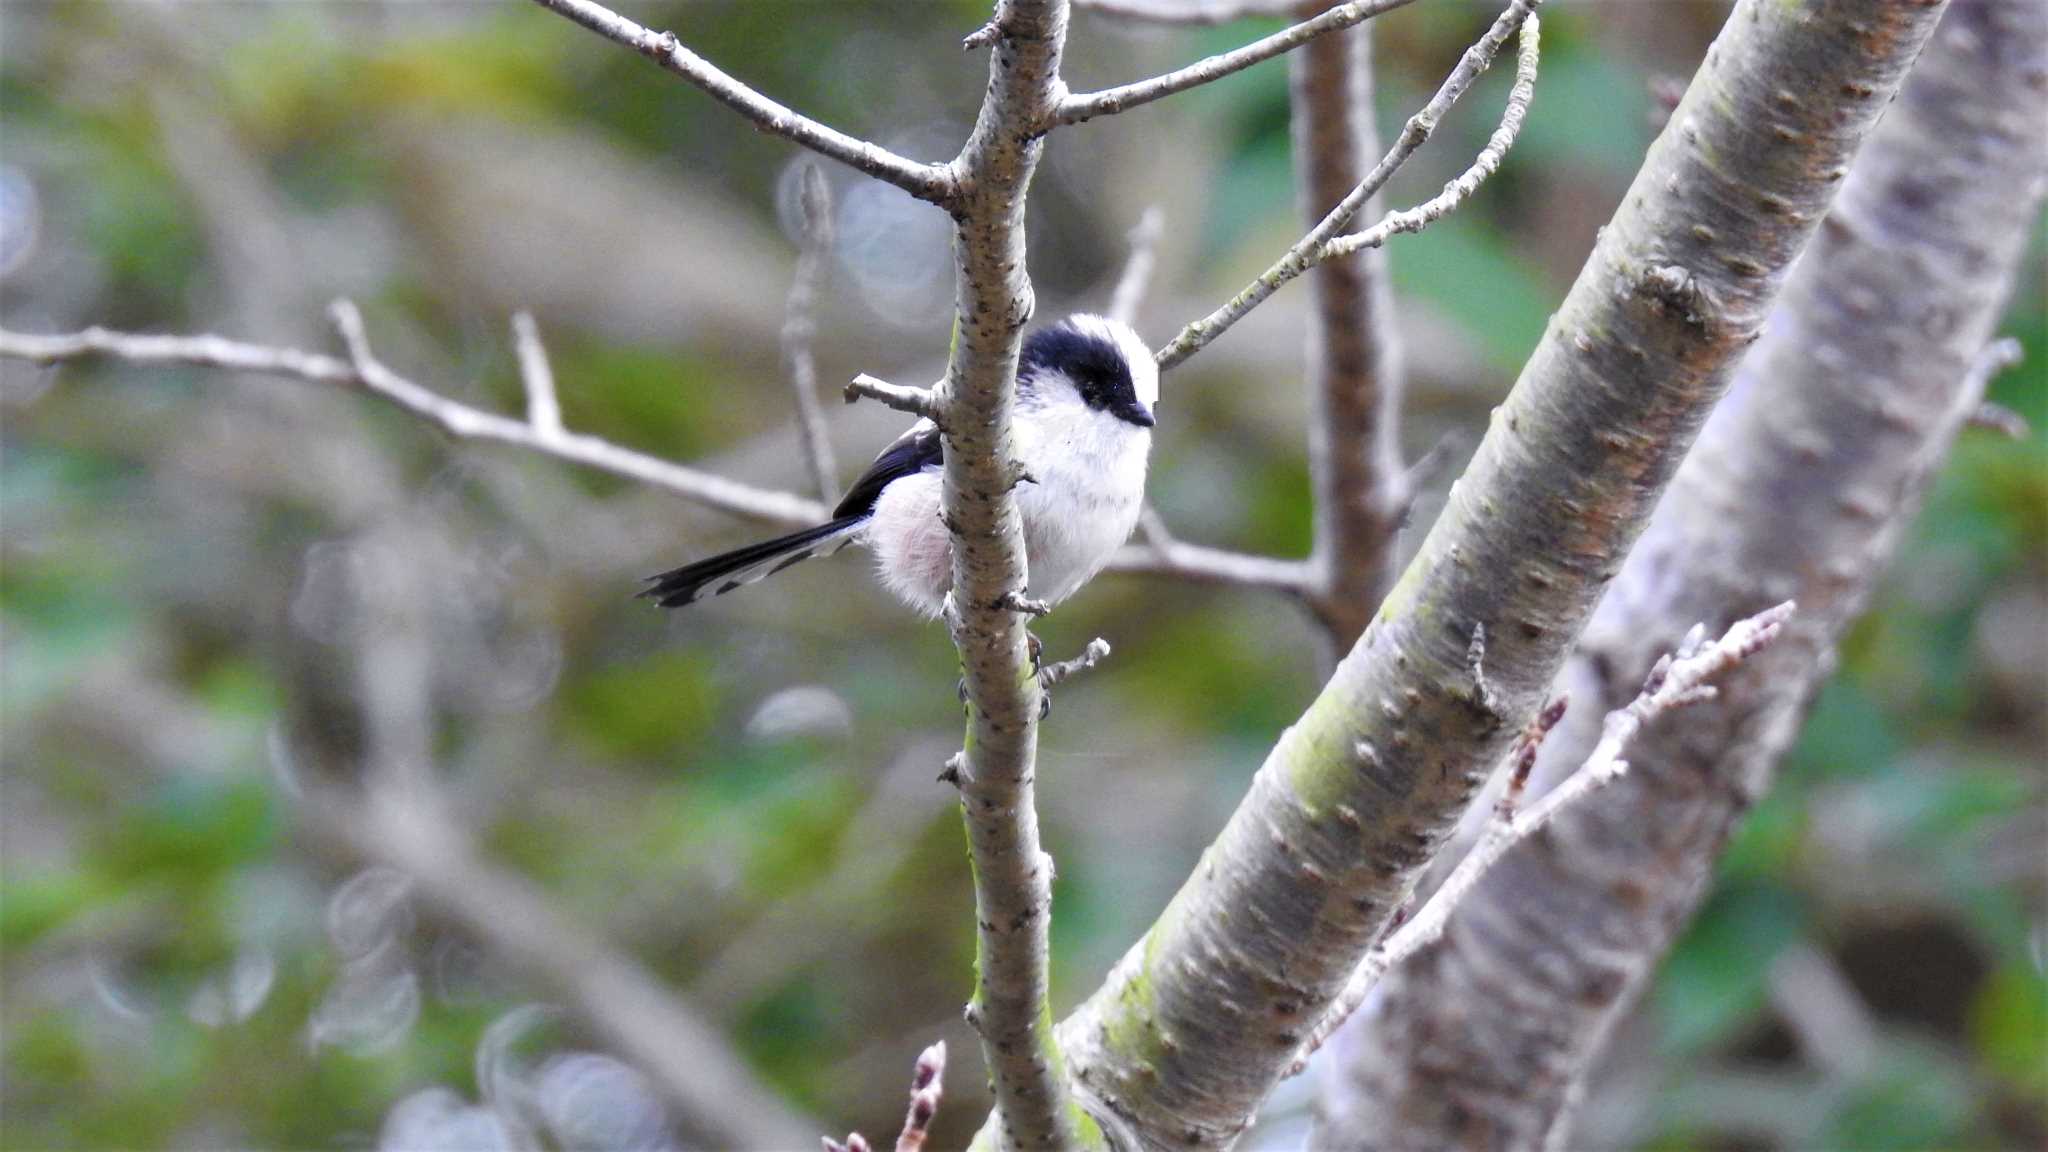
[1051,2,1948,1146]
[1312,3,2048,1147]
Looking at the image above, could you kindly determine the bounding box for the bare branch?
[1319,6,2047,1143]
[309,791,819,1151]
[1106,207,1165,326]
[844,373,942,422]
[1059,0,1421,125]
[1963,338,2027,438]
[784,163,841,502]
[1039,638,1113,689]
[1107,537,1312,594]
[1319,10,1540,262]
[527,0,955,205]
[1154,0,1541,371]
[896,1041,948,1152]
[1073,0,1301,25]
[1292,2,1408,648]
[935,2,1093,1145]
[0,320,828,526]
[1058,0,1944,1142]
[1293,605,1793,1073]
[511,311,563,437]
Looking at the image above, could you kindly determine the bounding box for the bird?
[641,313,1157,618]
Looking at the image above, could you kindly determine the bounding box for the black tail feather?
[641,517,864,608]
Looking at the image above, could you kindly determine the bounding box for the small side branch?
[822,1040,946,1152]
[1318,11,1541,262]
[527,0,955,205]
[1059,0,1422,125]
[783,163,841,503]
[1154,0,1541,371]
[1073,0,1302,25]
[1289,602,1795,1072]
[0,318,827,526]
[511,311,563,437]
[844,373,942,422]
[1107,538,1313,595]
[1040,638,1113,689]
[1107,207,1166,326]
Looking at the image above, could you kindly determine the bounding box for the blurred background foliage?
[0,1,2040,1149]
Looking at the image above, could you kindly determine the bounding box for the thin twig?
[896,1041,947,1152]
[1154,0,1541,371]
[0,321,828,526]
[526,0,955,205]
[511,311,563,436]
[1319,12,1541,262]
[783,163,841,503]
[1073,0,1302,25]
[1059,0,1422,125]
[844,373,942,422]
[1963,337,2027,438]
[1039,638,1113,689]
[1106,538,1313,594]
[1287,601,1796,1074]
[1108,207,1166,326]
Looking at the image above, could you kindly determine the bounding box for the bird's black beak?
[1117,401,1156,428]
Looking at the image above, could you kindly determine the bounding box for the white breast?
[862,401,1150,616]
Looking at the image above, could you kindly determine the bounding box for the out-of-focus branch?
[1058,0,1420,125]
[300,787,820,1151]
[1296,605,1793,1073]
[783,163,841,503]
[1315,4,2039,1147]
[1055,1,1944,1145]
[1107,535,1313,593]
[1073,0,1300,24]
[511,312,564,437]
[1154,1,1540,372]
[526,0,955,205]
[1291,4,1407,649]
[0,319,828,527]
[1106,207,1165,327]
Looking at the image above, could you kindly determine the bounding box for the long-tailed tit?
[642,314,1157,616]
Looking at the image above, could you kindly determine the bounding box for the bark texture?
[1292,8,1407,648]
[1313,3,2047,1148]
[1053,2,1946,1147]
[938,4,1095,1149]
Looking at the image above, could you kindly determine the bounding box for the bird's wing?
[832,419,943,519]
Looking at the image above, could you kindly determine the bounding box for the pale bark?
[1052,2,1947,1146]
[1313,3,2046,1147]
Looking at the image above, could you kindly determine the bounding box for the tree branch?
[1059,0,1420,125]
[1072,0,1301,25]
[525,0,955,205]
[1295,605,1793,1073]
[1106,207,1165,327]
[783,162,841,503]
[1315,4,2040,1146]
[1053,1,1946,1144]
[1317,10,1539,262]
[1153,0,1540,372]
[845,373,943,422]
[299,786,821,1151]
[0,319,828,527]
[1291,4,1408,649]
[934,3,1094,1147]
